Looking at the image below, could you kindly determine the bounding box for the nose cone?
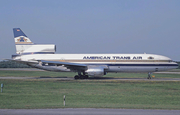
[173,62,179,69]
[175,62,179,68]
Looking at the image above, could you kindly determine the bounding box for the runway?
[0,108,180,115]
[0,68,180,81]
[0,76,180,81]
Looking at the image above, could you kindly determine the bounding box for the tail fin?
[13,28,33,45]
[13,28,56,55]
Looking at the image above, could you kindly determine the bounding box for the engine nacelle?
[16,44,56,54]
[85,67,105,77]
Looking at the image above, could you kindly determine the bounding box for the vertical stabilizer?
[13,28,33,45]
[13,28,56,55]
[13,28,33,54]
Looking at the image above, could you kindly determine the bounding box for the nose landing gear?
[147,72,152,79]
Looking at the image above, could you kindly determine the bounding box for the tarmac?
[0,76,180,81]
[1,108,180,115]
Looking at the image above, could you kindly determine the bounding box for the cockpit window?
[148,56,154,59]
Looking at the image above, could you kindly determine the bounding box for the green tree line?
[0,60,31,68]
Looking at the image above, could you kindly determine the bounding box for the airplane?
[10,28,178,79]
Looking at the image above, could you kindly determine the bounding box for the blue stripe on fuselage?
[107,64,178,66]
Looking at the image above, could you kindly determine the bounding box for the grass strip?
[0,79,180,109]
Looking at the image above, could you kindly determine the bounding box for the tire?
[74,75,79,79]
[85,75,89,79]
[80,75,84,79]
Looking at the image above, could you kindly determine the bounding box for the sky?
[0,0,180,61]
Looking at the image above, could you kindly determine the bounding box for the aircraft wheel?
[85,75,89,79]
[80,75,85,79]
[74,75,80,79]
[147,72,152,79]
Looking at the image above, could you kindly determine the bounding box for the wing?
[5,59,87,71]
[40,60,88,71]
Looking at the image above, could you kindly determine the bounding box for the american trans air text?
[83,56,142,60]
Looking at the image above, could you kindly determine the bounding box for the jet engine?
[16,44,56,54]
[85,67,106,77]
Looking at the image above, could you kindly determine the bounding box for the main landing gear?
[74,71,89,79]
[74,75,89,79]
[147,72,151,79]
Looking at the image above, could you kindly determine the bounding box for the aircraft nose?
[174,62,179,69]
[176,63,179,68]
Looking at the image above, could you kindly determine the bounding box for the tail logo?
[17,37,28,42]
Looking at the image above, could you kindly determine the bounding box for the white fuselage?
[14,53,178,73]
[12,28,179,78]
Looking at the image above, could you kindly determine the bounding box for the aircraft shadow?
[38,76,68,78]
[88,77,145,80]
[37,76,146,80]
